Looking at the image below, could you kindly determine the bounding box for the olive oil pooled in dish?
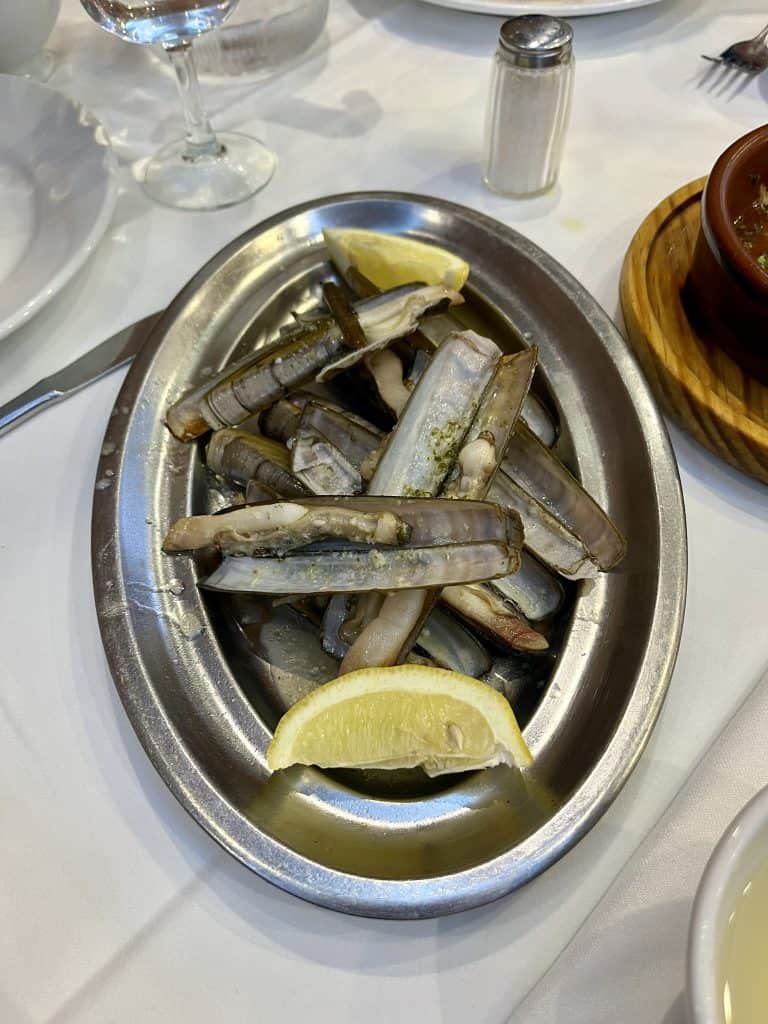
[721,859,768,1023]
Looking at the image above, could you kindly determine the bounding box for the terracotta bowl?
[684,124,768,385]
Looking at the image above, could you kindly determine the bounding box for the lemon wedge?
[266,665,532,777]
[323,228,470,292]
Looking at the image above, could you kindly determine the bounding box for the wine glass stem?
[163,40,221,159]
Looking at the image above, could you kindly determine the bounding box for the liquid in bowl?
[720,859,768,1024]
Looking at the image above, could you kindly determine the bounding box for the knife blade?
[0,313,162,439]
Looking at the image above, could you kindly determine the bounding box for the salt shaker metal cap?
[483,15,575,197]
[498,14,573,68]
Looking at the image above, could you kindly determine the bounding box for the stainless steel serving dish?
[92,193,686,919]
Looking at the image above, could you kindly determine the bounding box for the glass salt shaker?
[483,15,574,197]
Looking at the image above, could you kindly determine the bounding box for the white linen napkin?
[509,667,768,1024]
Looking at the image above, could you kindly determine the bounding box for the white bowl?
[687,784,768,1023]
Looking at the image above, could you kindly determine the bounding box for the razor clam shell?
[237,603,339,705]
[206,323,342,430]
[202,541,519,595]
[489,550,565,622]
[404,348,431,390]
[441,583,549,653]
[291,426,364,496]
[504,421,626,570]
[490,469,599,580]
[416,607,492,678]
[206,429,309,497]
[166,339,291,442]
[259,398,306,445]
[369,330,502,498]
[443,348,537,500]
[483,654,553,706]
[297,402,382,475]
[242,479,280,504]
[322,282,368,351]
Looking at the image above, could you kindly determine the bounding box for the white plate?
[0,74,117,341]
[420,0,664,16]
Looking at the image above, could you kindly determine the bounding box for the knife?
[0,314,162,440]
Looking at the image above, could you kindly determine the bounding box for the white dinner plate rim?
[0,74,118,342]
[418,0,664,17]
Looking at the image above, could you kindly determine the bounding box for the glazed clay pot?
[684,124,768,385]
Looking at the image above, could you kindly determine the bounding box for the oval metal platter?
[92,192,686,919]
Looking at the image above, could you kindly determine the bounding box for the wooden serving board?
[620,177,768,484]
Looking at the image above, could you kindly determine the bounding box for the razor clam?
[441,584,549,653]
[167,284,459,441]
[206,428,309,497]
[369,329,502,497]
[391,313,558,448]
[523,393,558,448]
[484,653,553,707]
[297,401,382,469]
[163,501,410,555]
[325,246,560,450]
[489,469,598,580]
[342,331,521,673]
[415,607,492,678]
[315,290,462,383]
[504,421,626,570]
[204,540,518,596]
[443,348,537,500]
[341,591,384,642]
[339,589,435,673]
[290,425,363,496]
[366,348,410,417]
[321,593,351,659]
[195,496,517,548]
[260,400,566,623]
[490,550,565,622]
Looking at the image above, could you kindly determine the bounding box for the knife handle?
[0,380,61,439]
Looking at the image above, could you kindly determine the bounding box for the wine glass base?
[141,131,276,212]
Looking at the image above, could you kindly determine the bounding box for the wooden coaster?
[620,178,768,485]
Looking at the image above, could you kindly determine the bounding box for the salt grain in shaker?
[483,15,574,197]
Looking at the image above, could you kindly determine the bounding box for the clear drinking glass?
[80,0,276,211]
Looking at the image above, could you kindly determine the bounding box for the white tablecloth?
[511,668,768,1024]
[1,1,767,1021]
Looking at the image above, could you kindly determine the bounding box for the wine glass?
[80,0,276,211]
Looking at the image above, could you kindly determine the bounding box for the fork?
[703,23,768,75]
